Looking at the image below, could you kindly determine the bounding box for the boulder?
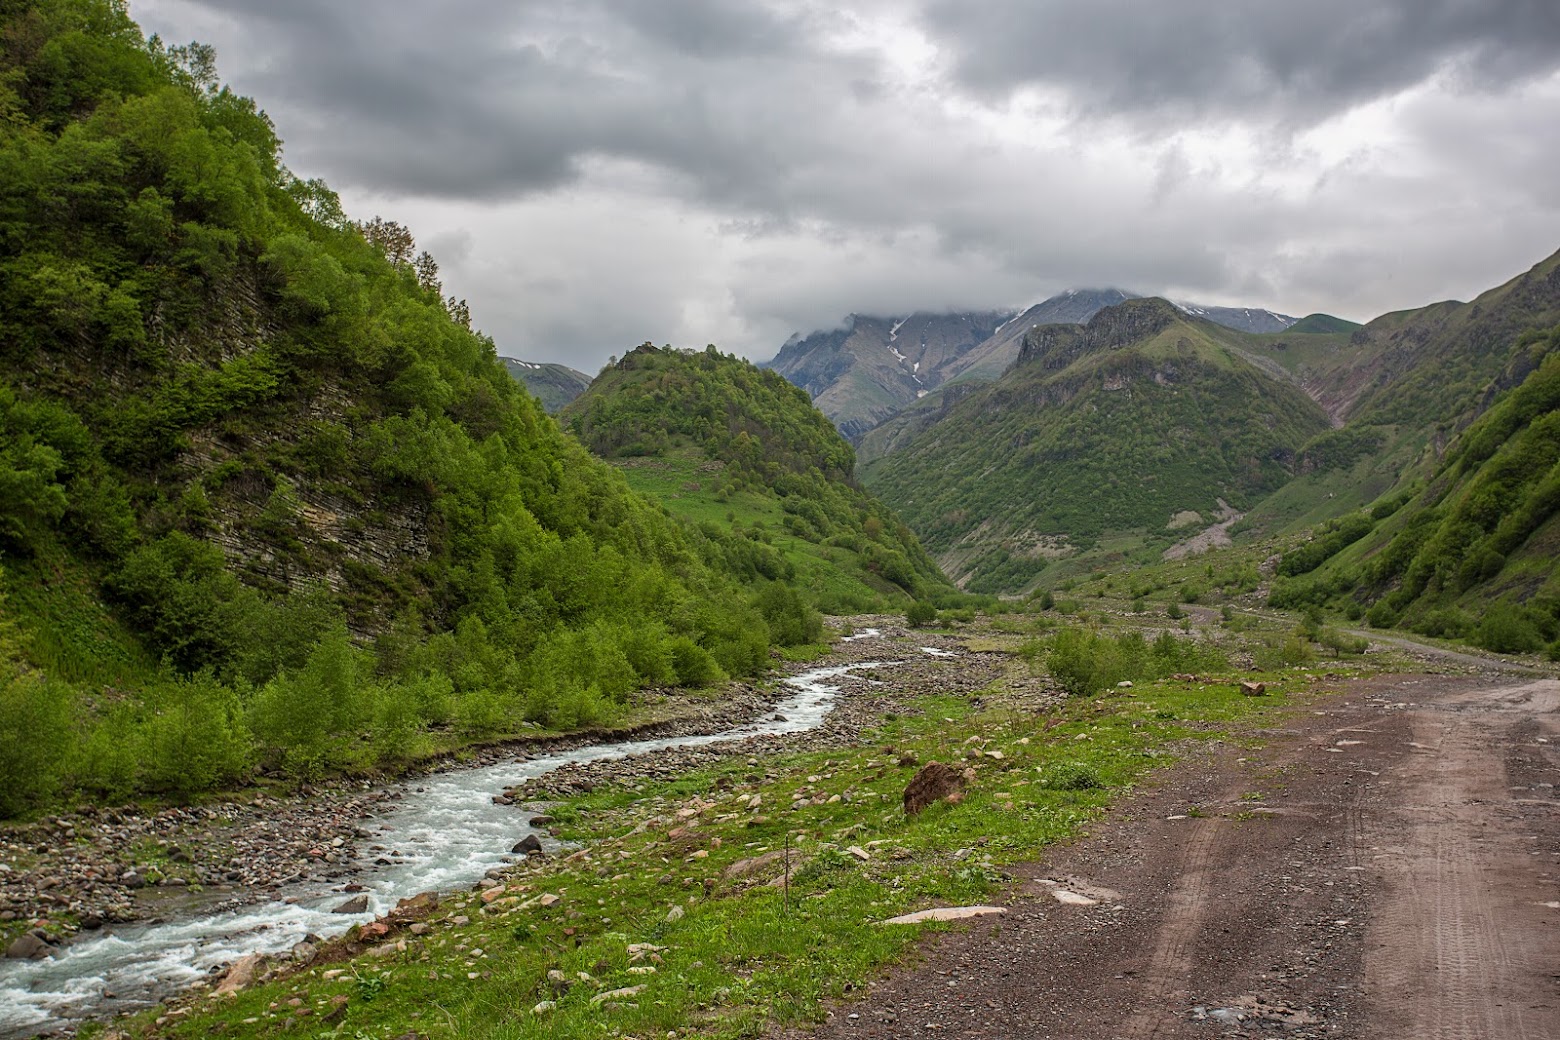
[332,894,370,914]
[903,762,966,815]
[511,834,543,855]
[1239,681,1267,696]
[213,952,266,996]
[4,932,54,960]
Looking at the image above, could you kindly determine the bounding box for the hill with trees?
[859,299,1333,591]
[1268,322,1560,656]
[0,0,820,817]
[563,344,951,612]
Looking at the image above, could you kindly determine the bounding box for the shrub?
[0,668,73,817]
[1040,762,1103,790]
[906,600,938,627]
[1317,627,1369,656]
[137,673,254,794]
[1473,603,1544,654]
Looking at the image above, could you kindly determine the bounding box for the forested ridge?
[0,1,816,816]
[564,343,950,610]
[1269,323,1560,656]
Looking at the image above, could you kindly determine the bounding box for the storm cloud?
[132,0,1560,369]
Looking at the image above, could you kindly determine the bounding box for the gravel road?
[788,668,1560,1038]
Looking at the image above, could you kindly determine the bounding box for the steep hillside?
[1268,323,1560,654]
[761,310,1010,441]
[0,1,804,815]
[499,357,592,413]
[1233,249,1560,539]
[563,344,950,610]
[936,289,1139,385]
[860,300,1331,591]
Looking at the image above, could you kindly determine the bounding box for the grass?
[130,640,1314,1040]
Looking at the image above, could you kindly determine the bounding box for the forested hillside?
[563,344,950,612]
[861,299,1331,591]
[0,1,807,816]
[1269,323,1560,656]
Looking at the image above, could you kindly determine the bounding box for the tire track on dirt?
[1362,680,1560,1039]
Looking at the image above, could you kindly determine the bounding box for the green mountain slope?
[1233,249,1560,540]
[0,2,797,816]
[1288,313,1363,334]
[499,357,592,413]
[1269,324,1560,653]
[563,344,951,611]
[860,299,1332,592]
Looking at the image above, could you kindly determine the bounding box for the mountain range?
[853,250,1560,591]
[498,357,592,413]
[764,289,1350,443]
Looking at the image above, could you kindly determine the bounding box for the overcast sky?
[131,0,1560,371]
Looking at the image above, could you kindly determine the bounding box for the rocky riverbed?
[0,618,1016,963]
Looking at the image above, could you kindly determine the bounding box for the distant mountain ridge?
[860,298,1333,590]
[767,288,1322,442]
[498,357,592,413]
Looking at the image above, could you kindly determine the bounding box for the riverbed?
[0,637,912,1037]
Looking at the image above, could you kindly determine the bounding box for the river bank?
[0,636,858,945]
[0,616,997,1036]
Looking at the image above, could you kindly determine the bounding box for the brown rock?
[1240,681,1267,696]
[332,894,370,914]
[4,932,54,960]
[213,952,266,996]
[903,762,967,816]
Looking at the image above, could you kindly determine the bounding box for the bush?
[906,600,938,627]
[0,668,73,817]
[669,636,726,687]
[1473,603,1544,654]
[1317,627,1369,657]
[755,582,822,646]
[1254,632,1316,670]
[136,673,254,794]
[1040,762,1103,790]
[248,625,366,777]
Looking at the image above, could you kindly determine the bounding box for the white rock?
[880,906,1006,925]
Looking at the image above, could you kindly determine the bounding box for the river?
[0,645,890,1037]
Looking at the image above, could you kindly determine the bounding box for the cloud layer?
[133,0,1560,369]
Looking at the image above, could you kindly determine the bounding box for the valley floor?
[785,669,1560,1039]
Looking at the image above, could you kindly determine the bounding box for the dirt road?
[792,672,1560,1038]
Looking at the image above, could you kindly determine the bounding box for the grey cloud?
[132,0,1560,370]
[921,0,1560,125]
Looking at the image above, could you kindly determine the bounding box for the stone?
[845,846,871,861]
[214,952,266,996]
[480,887,507,904]
[902,762,966,816]
[590,985,646,1005]
[879,906,1006,925]
[511,834,543,855]
[395,891,439,914]
[4,932,54,960]
[332,894,370,914]
[665,904,685,923]
[527,816,554,827]
[1240,681,1267,696]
